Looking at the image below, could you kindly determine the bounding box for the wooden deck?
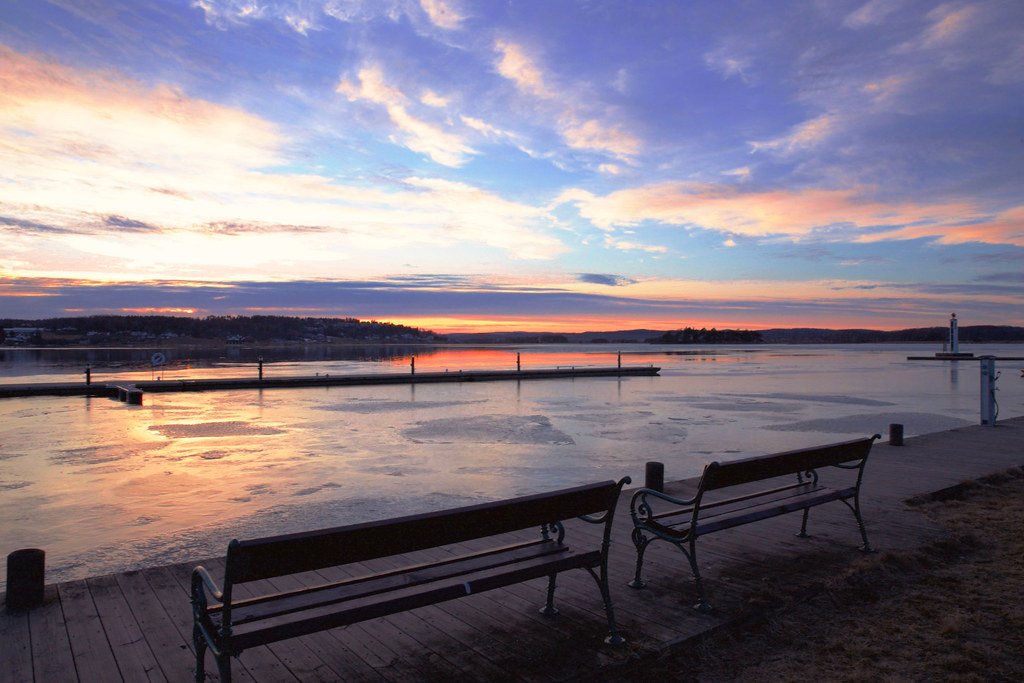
[3,417,1024,682]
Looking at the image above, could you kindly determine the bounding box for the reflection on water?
[1,343,1023,588]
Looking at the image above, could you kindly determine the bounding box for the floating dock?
[0,365,660,401]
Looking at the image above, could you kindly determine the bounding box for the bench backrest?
[225,480,621,584]
[699,435,879,492]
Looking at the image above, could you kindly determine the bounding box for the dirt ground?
[602,467,1024,682]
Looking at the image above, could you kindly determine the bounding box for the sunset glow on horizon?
[1,1,1022,332]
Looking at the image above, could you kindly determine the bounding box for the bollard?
[258,356,263,381]
[889,423,904,446]
[644,461,664,492]
[6,548,45,611]
[517,352,521,372]
[617,352,621,369]
[85,366,91,385]
[411,357,415,375]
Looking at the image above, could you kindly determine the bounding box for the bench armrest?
[191,565,224,605]
[630,486,701,529]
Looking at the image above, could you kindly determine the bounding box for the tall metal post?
[979,357,997,425]
[949,313,959,354]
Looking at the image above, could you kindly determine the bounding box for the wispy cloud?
[556,182,1011,245]
[749,113,836,155]
[494,39,553,99]
[337,63,477,166]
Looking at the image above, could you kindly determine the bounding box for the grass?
[601,468,1024,682]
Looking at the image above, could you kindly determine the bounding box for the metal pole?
[980,357,997,425]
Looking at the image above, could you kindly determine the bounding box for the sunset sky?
[1,0,1022,333]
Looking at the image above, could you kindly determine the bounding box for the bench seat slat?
[226,539,570,626]
[646,485,857,539]
[226,547,601,652]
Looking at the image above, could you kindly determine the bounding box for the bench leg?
[797,508,811,538]
[686,537,712,613]
[192,624,207,683]
[628,527,648,589]
[540,572,559,616]
[851,497,873,553]
[216,653,233,683]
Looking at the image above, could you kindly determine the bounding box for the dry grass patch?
[604,468,1024,682]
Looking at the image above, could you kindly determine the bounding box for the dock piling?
[6,548,45,611]
[889,423,904,446]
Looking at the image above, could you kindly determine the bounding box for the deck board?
[3,416,1023,681]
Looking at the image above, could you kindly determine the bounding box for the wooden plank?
[86,574,167,682]
[57,579,121,682]
[27,585,77,682]
[114,570,208,682]
[0,603,33,683]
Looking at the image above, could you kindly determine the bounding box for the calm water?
[2,343,1023,589]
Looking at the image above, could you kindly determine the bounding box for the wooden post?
[411,356,415,375]
[6,548,44,611]
[617,352,621,369]
[258,356,263,381]
[517,352,521,372]
[85,366,91,385]
[889,423,904,446]
[645,462,664,492]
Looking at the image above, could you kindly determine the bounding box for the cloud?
[337,63,476,166]
[418,0,464,30]
[103,215,160,232]
[193,0,463,33]
[420,89,449,107]
[749,113,836,155]
[576,273,635,287]
[844,0,898,29]
[704,46,752,81]
[603,235,668,254]
[556,182,1010,245]
[0,47,565,282]
[560,118,641,160]
[860,206,1024,247]
[494,39,553,99]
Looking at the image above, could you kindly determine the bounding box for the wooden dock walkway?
[3,416,1023,682]
[0,366,660,401]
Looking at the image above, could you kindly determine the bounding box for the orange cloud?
[556,182,1013,244]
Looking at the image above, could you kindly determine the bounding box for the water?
[1,343,1022,589]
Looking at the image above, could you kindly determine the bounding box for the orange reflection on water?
[383,347,632,372]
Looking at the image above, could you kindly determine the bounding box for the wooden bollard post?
[645,462,664,492]
[889,423,904,446]
[411,357,415,375]
[85,366,91,385]
[258,356,263,381]
[517,352,521,372]
[6,548,45,611]
[617,351,621,369]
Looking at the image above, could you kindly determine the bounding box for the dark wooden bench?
[628,435,880,611]
[191,478,631,681]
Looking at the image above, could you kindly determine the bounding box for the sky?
[0,0,1022,333]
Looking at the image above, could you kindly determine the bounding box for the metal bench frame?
[191,477,631,681]
[628,435,880,611]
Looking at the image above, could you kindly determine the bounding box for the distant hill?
[0,315,439,345]
[759,326,1024,344]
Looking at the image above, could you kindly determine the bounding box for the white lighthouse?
[936,313,973,358]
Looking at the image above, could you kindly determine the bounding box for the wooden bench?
[628,435,880,611]
[191,478,631,681]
